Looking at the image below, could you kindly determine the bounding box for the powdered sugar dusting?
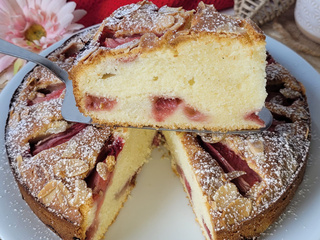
[74,1,260,65]
[178,62,311,235]
[4,30,114,225]
[191,2,245,34]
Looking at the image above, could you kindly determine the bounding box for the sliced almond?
[20,108,30,119]
[69,180,92,207]
[248,140,264,156]
[213,183,240,210]
[221,171,246,182]
[16,155,23,168]
[56,182,72,205]
[222,198,252,226]
[199,133,226,144]
[46,121,68,134]
[8,112,20,128]
[61,142,78,158]
[38,180,72,206]
[54,158,89,178]
[37,180,59,205]
[96,162,109,181]
[105,155,116,172]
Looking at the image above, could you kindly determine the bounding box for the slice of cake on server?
[69,0,267,132]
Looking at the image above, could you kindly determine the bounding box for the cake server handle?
[0,39,92,124]
[0,39,69,82]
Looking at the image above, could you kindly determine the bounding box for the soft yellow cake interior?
[84,128,156,240]
[163,131,215,240]
[73,33,266,131]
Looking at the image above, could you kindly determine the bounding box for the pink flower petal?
[0,55,16,72]
[0,0,86,55]
[73,9,87,23]
[57,3,76,22]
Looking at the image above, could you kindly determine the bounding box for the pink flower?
[0,0,86,72]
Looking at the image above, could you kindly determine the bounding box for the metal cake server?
[0,38,91,124]
[0,39,273,134]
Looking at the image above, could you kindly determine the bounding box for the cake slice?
[163,59,310,240]
[69,1,267,132]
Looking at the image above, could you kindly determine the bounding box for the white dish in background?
[0,35,320,240]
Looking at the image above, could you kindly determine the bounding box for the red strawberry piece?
[245,111,265,127]
[202,219,212,240]
[183,105,208,122]
[104,36,141,48]
[87,136,124,198]
[176,164,192,199]
[29,84,66,106]
[31,123,88,155]
[152,96,182,122]
[85,94,117,111]
[199,139,261,195]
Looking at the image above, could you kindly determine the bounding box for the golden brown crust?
[215,161,306,239]
[70,1,265,74]
[14,173,85,240]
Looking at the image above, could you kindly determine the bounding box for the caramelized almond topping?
[54,158,89,178]
[213,183,240,210]
[248,140,264,156]
[38,180,72,206]
[37,180,59,204]
[106,155,116,172]
[16,155,23,168]
[69,180,92,207]
[96,162,109,181]
[222,198,252,225]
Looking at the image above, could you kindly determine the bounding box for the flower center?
[24,24,46,42]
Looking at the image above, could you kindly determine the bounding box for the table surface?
[261,4,320,74]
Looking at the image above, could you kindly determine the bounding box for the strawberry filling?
[183,105,208,122]
[266,52,276,65]
[85,94,117,111]
[104,36,141,48]
[151,96,209,122]
[85,136,124,240]
[151,97,182,122]
[198,139,261,195]
[244,112,265,127]
[202,219,212,240]
[86,136,124,198]
[98,26,141,49]
[175,164,192,200]
[30,123,87,156]
[28,83,65,106]
[115,172,138,200]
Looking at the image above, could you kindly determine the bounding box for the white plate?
[0,36,320,240]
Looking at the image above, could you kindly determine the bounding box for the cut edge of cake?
[69,1,267,132]
[163,130,308,240]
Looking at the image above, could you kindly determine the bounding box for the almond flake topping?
[248,140,264,156]
[69,180,92,208]
[212,183,240,210]
[222,197,252,225]
[54,158,89,178]
[106,155,116,172]
[37,180,72,206]
[96,162,109,180]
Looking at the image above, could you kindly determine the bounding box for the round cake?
[5,9,310,240]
